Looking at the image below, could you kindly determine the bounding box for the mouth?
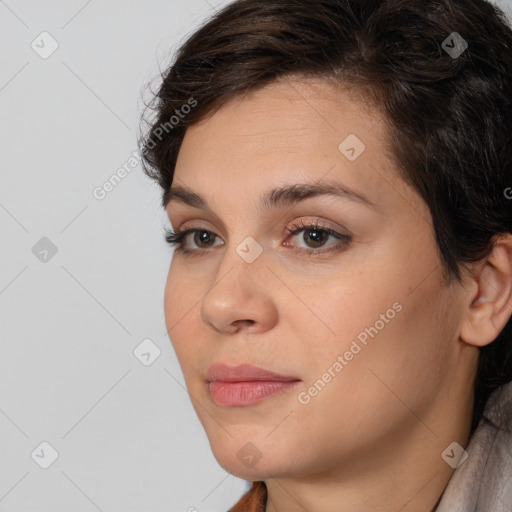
[208,380,301,407]
[205,363,301,407]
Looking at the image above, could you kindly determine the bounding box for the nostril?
[232,319,256,331]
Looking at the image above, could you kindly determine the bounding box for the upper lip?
[206,363,300,383]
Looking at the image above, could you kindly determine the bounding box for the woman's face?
[163,77,472,481]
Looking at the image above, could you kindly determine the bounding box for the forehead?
[170,77,411,216]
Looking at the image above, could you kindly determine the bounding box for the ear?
[460,233,512,347]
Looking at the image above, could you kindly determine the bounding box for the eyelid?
[174,216,350,239]
[173,219,223,237]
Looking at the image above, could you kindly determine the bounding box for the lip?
[205,363,299,383]
[208,380,300,407]
[206,363,301,407]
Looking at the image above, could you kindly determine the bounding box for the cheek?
[292,240,450,408]
[163,264,206,375]
[321,291,449,425]
[279,255,400,362]
[285,292,450,464]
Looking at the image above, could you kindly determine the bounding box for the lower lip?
[208,380,300,407]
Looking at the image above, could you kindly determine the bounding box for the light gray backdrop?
[1,0,511,511]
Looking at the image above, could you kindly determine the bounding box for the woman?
[138,0,512,510]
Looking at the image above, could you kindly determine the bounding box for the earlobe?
[459,234,512,348]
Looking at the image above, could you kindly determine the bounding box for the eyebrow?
[165,180,380,214]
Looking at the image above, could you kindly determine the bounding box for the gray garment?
[437,381,512,512]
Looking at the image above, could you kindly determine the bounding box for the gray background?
[1,0,511,511]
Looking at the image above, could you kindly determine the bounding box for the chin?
[205,429,293,480]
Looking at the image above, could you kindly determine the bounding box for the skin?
[163,77,512,512]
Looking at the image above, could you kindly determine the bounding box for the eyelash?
[164,219,351,257]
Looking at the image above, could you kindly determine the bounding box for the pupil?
[306,229,326,247]
[196,231,212,246]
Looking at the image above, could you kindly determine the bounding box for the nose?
[199,246,278,335]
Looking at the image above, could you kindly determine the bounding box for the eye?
[164,227,222,254]
[284,219,351,255]
[164,219,352,256]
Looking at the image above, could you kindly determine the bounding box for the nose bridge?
[216,232,267,287]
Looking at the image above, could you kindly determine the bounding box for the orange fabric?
[228,481,267,512]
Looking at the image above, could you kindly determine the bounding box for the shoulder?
[437,381,512,511]
[229,481,267,512]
